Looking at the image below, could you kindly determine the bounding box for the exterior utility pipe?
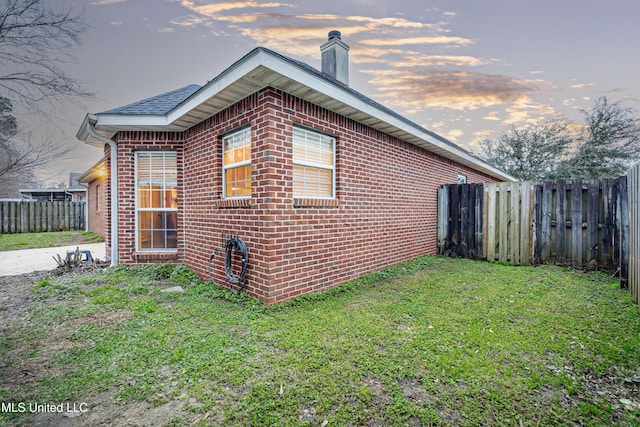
[85,118,119,266]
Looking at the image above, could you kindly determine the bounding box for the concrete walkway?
[0,243,107,276]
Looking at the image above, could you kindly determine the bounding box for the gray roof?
[68,172,86,190]
[102,84,202,115]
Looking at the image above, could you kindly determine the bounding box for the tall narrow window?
[96,184,101,211]
[136,152,178,251]
[223,128,251,198]
[292,127,335,198]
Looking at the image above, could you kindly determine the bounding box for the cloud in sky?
[167,0,563,145]
[362,68,544,112]
[503,96,558,125]
[92,0,127,5]
[359,36,473,47]
[172,1,545,105]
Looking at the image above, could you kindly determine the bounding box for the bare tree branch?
[0,95,71,197]
[0,0,91,107]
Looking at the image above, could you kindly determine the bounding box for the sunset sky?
[13,0,640,182]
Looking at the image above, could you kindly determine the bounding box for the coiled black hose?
[224,236,249,285]
[208,236,249,291]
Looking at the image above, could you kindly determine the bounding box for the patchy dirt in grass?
[29,388,202,427]
[0,269,204,426]
[0,270,50,325]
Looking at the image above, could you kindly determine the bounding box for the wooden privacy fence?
[0,201,85,233]
[438,177,630,285]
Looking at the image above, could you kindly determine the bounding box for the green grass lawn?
[1,257,640,426]
[0,231,104,251]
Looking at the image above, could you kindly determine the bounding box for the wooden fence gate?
[0,201,85,233]
[438,177,630,288]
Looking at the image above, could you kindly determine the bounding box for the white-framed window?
[223,128,251,198]
[457,174,467,184]
[135,151,178,251]
[292,127,335,198]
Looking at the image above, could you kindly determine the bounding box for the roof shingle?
[102,84,201,115]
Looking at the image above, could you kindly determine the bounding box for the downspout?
[85,120,119,266]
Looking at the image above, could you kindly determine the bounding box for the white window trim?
[134,151,178,252]
[222,128,252,199]
[292,126,336,199]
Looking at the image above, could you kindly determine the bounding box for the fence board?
[0,201,85,233]
[571,179,583,269]
[602,180,613,268]
[474,184,484,259]
[540,181,553,262]
[533,183,542,265]
[510,183,520,264]
[437,186,448,254]
[521,181,532,264]
[498,182,509,263]
[485,184,497,261]
[460,184,469,259]
[586,179,599,269]
[619,176,629,288]
[627,164,639,307]
[555,180,567,264]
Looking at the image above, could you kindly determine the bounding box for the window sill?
[293,198,339,208]
[214,198,252,209]
[135,251,179,262]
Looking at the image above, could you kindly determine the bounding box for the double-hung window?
[223,128,251,198]
[136,151,178,251]
[292,127,335,198]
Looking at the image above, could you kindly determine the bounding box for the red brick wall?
[107,88,496,303]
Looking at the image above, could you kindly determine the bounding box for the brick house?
[76,32,514,304]
[78,159,106,238]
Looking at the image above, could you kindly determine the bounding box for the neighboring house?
[20,172,87,202]
[78,159,106,238]
[76,31,515,304]
[67,172,88,203]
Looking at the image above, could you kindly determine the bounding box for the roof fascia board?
[96,114,170,128]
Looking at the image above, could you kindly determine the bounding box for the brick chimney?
[321,30,350,85]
